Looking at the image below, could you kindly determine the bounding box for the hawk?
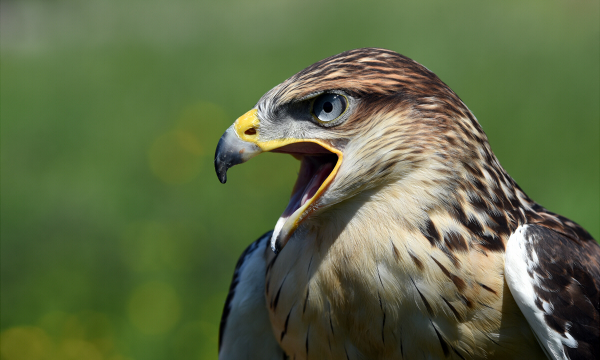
[214,48,600,360]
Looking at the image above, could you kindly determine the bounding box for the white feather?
[505,225,575,360]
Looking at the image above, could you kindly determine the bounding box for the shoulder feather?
[505,224,600,360]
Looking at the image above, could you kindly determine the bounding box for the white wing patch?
[505,225,576,360]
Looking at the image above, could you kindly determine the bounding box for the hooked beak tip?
[216,167,227,184]
[214,125,261,184]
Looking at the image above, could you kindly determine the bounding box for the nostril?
[244,128,257,136]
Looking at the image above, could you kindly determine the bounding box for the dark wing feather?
[219,231,286,360]
[506,224,600,360]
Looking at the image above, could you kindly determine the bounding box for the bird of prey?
[214,48,599,360]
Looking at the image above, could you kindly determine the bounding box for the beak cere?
[214,109,263,183]
[214,110,343,254]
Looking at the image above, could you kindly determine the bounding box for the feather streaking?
[215,48,600,360]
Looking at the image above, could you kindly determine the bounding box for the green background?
[1,0,598,359]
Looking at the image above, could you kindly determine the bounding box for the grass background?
[1,0,598,359]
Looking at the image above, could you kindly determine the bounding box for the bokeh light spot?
[148,101,228,185]
[0,326,53,360]
[176,102,228,141]
[59,338,103,360]
[105,355,135,360]
[128,281,181,335]
[38,310,69,337]
[148,129,203,184]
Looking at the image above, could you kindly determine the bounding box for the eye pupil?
[312,93,347,123]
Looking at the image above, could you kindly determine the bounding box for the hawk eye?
[312,93,347,123]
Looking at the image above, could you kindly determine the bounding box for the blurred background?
[1,0,598,359]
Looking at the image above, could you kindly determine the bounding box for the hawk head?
[215,48,501,254]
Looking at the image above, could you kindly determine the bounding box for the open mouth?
[270,142,341,253]
[212,112,344,254]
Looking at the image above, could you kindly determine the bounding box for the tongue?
[281,160,333,218]
[271,158,334,247]
[300,162,333,207]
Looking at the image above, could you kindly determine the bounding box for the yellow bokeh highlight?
[105,356,135,360]
[148,129,203,184]
[0,312,132,360]
[176,102,228,141]
[58,338,103,360]
[0,326,53,360]
[148,101,227,184]
[128,281,181,335]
